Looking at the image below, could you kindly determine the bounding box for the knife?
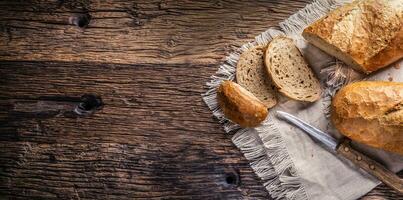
[276,111,403,194]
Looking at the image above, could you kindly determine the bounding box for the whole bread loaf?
[217,81,268,128]
[303,0,403,74]
[331,81,403,155]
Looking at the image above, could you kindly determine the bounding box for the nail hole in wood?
[80,94,103,111]
[226,175,234,184]
[74,94,103,116]
[225,172,239,186]
[48,154,57,163]
[57,0,65,7]
[69,13,91,28]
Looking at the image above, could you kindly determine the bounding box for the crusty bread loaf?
[303,0,403,74]
[217,81,268,127]
[331,81,403,155]
[236,45,277,108]
[264,37,322,102]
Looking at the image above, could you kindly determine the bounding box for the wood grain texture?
[0,0,311,65]
[0,0,401,199]
[0,61,271,199]
[360,175,403,200]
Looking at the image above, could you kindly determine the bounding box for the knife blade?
[276,111,338,150]
[275,110,403,194]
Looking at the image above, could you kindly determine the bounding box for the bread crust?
[303,0,403,74]
[217,81,268,127]
[331,81,403,155]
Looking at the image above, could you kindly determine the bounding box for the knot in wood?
[74,94,103,116]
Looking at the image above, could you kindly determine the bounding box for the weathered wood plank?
[360,175,403,200]
[0,61,271,199]
[0,0,310,65]
[0,61,401,199]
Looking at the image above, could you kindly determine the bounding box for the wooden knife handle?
[336,140,403,194]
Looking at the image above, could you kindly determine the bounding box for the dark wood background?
[0,0,401,199]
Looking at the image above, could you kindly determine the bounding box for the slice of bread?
[264,37,321,102]
[236,45,277,108]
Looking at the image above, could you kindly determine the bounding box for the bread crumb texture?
[236,45,277,108]
[264,37,322,102]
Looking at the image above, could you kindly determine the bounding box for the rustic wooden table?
[0,0,401,199]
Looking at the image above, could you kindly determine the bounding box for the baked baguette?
[217,81,268,127]
[331,81,403,155]
[302,0,403,74]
